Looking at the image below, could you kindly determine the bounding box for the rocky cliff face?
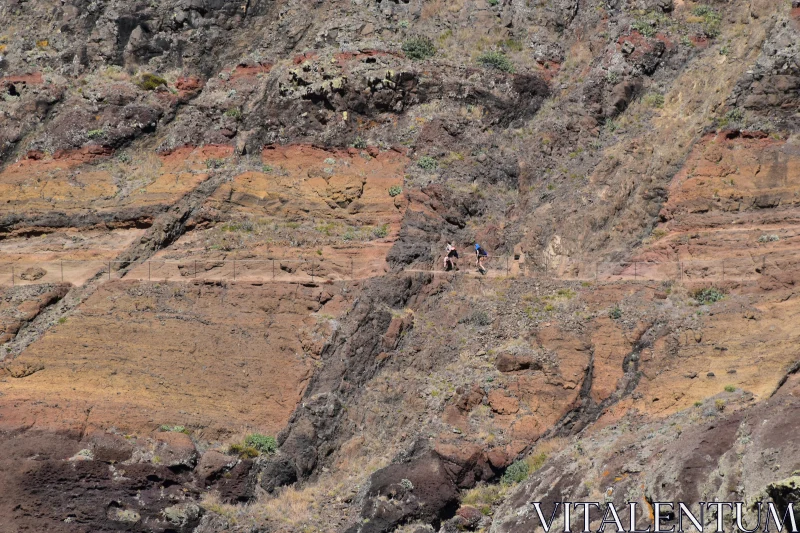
[1,0,800,531]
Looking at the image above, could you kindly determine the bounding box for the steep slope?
[0,0,799,532]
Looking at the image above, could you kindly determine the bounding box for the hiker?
[444,242,459,271]
[475,243,488,274]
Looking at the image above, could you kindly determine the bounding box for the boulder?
[487,390,520,415]
[196,450,237,485]
[154,431,197,468]
[87,432,134,463]
[259,455,299,493]
[215,459,257,503]
[162,502,202,527]
[346,450,459,533]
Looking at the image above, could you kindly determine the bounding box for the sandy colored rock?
[487,390,520,415]
[0,280,342,437]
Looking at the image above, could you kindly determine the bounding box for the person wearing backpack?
[475,243,488,274]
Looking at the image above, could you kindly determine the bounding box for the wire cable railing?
[0,251,794,287]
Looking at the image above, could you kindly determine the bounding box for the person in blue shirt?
[475,243,488,274]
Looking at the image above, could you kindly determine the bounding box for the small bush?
[462,484,503,506]
[694,401,703,407]
[136,73,167,91]
[400,478,414,490]
[715,399,725,412]
[206,158,225,169]
[488,0,499,5]
[501,460,530,485]
[388,185,403,197]
[692,5,722,38]
[402,36,435,61]
[720,108,744,127]
[228,443,260,458]
[631,20,657,38]
[244,433,278,454]
[693,287,724,304]
[757,234,779,243]
[609,305,623,320]
[373,224,389,238]
[352,136,368,149]
[224,107,242,120]
[417,156,438,171]
[643,92,665,108]
[159,424,189,434]
[724,385,736,393]
[525,452,548,473]
[87,129,105,139]
[461,310,492,326]
[477,51,515,73]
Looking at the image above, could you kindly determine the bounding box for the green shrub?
[692,5,721,38]
[719,108,744,127]
[693,287,724,304]
[477,51,515,73]
[402,36,435,60]
[159,424,189,434]
[609,305,623,320]
[228,443,260,458]
[461,310,492,326]
[643,92,665,108]
[724,385,736,393]
[352,136,368,149]
[388,185,403,197]
[87,129,105,139]
[501,460,530,485]
[244,433,278,454]
[758,234,779,243]
[373,224,389,238]
[488,0,499,5]
[136,73,167,91]
[225,107,242,120]
[417,156,438,171]
[205,158,225,169]
[631,20,657,38]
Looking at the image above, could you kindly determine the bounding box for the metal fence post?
[194,260,197,279]
[506,255,509,277]
[762,255,765,274]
